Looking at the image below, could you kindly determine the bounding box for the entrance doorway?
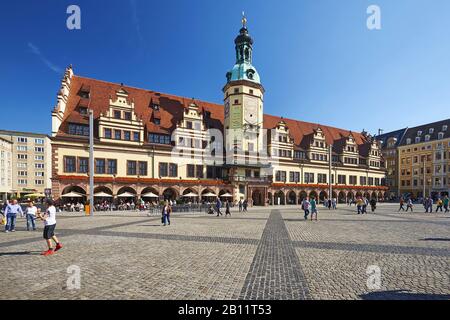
[252,189,264,206]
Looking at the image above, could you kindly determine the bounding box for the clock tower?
[223,13,265,166]
[223,14,269,206]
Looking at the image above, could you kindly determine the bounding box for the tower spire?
[242,11,247,28]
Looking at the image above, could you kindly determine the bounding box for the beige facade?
[398,137,450,199]
[0,130,52,198]
[0,137,13,201]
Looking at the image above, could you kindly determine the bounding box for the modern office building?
[0,130,52,198]
[50,18,387,206]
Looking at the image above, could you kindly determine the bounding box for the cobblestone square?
[0,204,449,300]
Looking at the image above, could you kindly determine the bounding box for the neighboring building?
[377,128,408,199]
[396,119,450,199]
[50,18,387,206]
[0,137,13,201]
[0,130,52,198]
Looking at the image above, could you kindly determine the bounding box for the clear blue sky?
[1,0,450,135]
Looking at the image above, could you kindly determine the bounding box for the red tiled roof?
[57,75,370,149]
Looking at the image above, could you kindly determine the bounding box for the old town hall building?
[51,18,387,206]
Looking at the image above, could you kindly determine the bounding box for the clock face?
[244,96,258,123]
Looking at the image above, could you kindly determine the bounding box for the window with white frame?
[17,137,27,143]
[34,138,45,144]
[438,132,444,140]
[35,147,44,153]
[35,155,44,161]
[17,145,27,151]
[35,163,44,169]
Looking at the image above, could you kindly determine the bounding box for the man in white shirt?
[25,201,37,231]
[36,199,63,256]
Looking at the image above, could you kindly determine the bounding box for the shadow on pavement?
[0,251,42,256]
[420,238,450,242]
[360,290,450,300]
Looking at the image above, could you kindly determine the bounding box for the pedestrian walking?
[327,198,332,210]
[161,201,171,226]
[332,198,337,210]
[25,201,37,231]
[370,198,377,213]
[356,198,364,214]
[362,197,368,214]
[238,200,243,212]
[36,199,63,256]
[216,198,223,216]
[443,195,449,213]
[242,199,248,212]
[4,199,23,233]
[398,198,405,212]
[405,198,413,212]
[436,198,443,212]
[302,197,310,220]
[225,201,231,217]
[310,197,318,221]
[425,197,433,213]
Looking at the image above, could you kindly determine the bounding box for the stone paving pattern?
[0,204,449,300]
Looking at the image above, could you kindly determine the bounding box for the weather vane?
[242,11,247,28]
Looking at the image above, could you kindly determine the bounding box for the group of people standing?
[1,199,63,256]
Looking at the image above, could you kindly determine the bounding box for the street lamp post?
[328,144,333,202]
[89,109,94,217]
[423,159,426,199]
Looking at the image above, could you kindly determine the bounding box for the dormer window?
[442,125,447,131]
[406,138,411,145]
[114,110,121,119]
[425,135,430,142]
[151,103,160,111]
[124,112,132,121]
[153,118,161,125]
[415,137,421,143]
[417,131,422,136]
[429,128,434,134]
[79,91,89,99]
[79,107,88,115]
[438,132,444,140]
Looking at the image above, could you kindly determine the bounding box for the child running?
[36,199,63,256]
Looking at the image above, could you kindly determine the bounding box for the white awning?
[181,192,198,197]
[202,192,217,197]
[141,192,159,198]
[94,192,113,197]
[117,192,136,198]
[220,193,233,197]
[61,192,84,198]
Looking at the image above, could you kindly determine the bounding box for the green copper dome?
[226,20,261,85]
[227,62,260,84]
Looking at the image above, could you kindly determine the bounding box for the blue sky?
[1,0,449,135]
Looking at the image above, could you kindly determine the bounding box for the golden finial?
[241,11,247,28]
